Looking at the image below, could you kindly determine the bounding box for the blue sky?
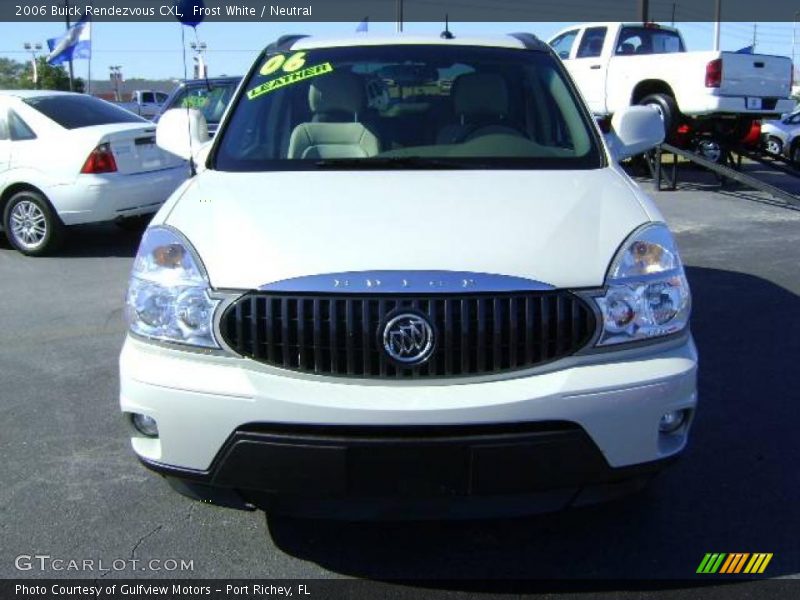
[1,20,797,81]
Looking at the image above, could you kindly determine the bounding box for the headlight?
[593,223,690,346]
[126,226,220,348]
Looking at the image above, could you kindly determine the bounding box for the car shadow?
[264,266,800,587]
[56,222,143,258]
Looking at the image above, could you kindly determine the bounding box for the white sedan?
[0,90,187,255]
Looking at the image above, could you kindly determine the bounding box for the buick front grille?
[218,292,596,378]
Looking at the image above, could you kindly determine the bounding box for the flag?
[46,16,91,65]
[735,45,754,54]
[356,17,368,33]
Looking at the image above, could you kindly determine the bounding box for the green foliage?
[0,57,25,88]
[0,56,84,92]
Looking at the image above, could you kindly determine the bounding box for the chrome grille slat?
[220,292,596,379]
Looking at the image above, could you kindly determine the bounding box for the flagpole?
[65,0,74,91]
[87,41,91,95]
[87,15,92,95]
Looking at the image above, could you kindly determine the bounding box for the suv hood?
[164,168,650,290]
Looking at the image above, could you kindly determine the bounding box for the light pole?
[793,10,800,87]
[23,42,42,89]
[189,41,208,79]
[109,65,122,101]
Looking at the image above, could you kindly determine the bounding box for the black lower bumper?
[141,422,675,518]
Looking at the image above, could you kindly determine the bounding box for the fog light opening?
[131,413,159,438]
[659,409,687,434]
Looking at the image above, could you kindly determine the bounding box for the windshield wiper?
[313,156,471,170]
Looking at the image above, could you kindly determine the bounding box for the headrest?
[308,72,365,116]
[451,73,509,117]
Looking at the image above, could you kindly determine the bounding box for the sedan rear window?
[23,95,147,129]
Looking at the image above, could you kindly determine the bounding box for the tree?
[0,58,25,89]
[32,57,84,92]
[0,56,84,92]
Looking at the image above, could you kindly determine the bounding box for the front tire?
[639,93,679,140]
[764,136,783,156]
[2,190,64,256]
[790,140,800,166]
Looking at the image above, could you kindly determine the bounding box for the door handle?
[590,65,602,70]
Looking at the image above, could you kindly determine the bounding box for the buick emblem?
[382,313,434,365]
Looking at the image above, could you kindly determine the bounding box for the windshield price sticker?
[247,62,334,100]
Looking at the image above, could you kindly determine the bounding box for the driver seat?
[437,73,522,144]
[287,72,380,159]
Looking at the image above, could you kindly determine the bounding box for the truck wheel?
[2,190,64,256]
[764,136,783,156]
[694,138,723,164]
[639,93,679,139]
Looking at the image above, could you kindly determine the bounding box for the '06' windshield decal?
[247,51,334,100]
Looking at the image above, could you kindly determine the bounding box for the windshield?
[166,80,240,125]
[213,44,603,171]
[24,95,147,129]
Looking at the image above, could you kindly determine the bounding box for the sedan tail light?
[80,143,118,174]
[705,58,722,88]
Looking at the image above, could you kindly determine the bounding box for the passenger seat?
[288,72,380,159]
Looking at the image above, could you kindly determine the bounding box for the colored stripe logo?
[697,553,773,574]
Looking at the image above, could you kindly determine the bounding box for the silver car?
[761,109,800,161]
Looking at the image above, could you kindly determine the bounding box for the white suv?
[119,33,697,518]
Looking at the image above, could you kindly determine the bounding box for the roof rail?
[266,34,309,53]
[508,32,549,52]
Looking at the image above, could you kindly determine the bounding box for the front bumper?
[120,333,698,510]
[142,422,677,517]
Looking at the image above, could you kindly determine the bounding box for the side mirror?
[156,108,210,162]
[606,105,665,161]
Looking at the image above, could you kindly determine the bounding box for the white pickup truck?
[548,22,794,141]
[117,90,169,120]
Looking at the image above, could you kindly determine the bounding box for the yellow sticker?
[260,54,285,76]
[259,51,308,76]
[247,62,334,100]
[282,51,307,72]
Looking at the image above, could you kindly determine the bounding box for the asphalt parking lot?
[1,168,799,586]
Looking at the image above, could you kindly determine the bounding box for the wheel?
[2,190,64,256]
[764,136,783,156]
[638,93,680,140]
[791,141,800,166]
[694,137,723,164]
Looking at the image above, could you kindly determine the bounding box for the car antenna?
[181,25,197,177]
[441,15,454,39]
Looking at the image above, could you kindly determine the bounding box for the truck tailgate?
[719,53,792,100]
